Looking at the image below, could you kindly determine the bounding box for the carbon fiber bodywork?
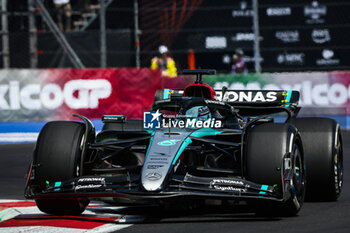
[25,98,297,204]
[24,69,302,206]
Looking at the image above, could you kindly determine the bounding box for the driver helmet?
[185,106,212,122]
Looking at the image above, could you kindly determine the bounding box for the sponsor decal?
[275,30,299,43]
[209,179,247,192]
[266,7,292,16]
[213,185,246,192]
[304,1,327,24]
[0,80,112,110]
[152,151,171,157]
[143,110,161,129]
[147,164,164,169]
[216,91,278,102]
[311,29,331,44]
[312,29,331,44]
[205,99,225,105]
[242,55,264,63]
[232,1,253,18]
[155,99,171,104]
[316,49,340,66]
[157,139,180,146]
[145,172,162,181]
[231,33,262,42]
[223,54,260,65]
[277,53,305,65]
[210,179,244,186]
[75,184,102,191]
[205,36,227,49]
[78,177,105,183]
[213,81,350,106]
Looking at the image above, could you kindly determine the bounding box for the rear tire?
[33,121,89,215]
[289,117,343,201]
[246,123,305,216]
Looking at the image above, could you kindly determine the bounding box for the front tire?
[245,123,306,216]
[33,121,89,215]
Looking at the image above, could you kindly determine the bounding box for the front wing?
[25,173,294,203]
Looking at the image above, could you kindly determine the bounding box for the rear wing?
[154,89,300,108]
[216,90,299,107]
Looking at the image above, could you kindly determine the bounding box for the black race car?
[25,69,343,216]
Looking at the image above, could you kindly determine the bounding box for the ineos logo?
[0,79,112,110]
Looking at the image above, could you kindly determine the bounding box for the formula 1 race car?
[24,69,343,217]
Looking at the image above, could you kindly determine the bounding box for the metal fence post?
[1,0,10,68]
[33,0,84,68]
[134,0,140,68]
[252,0,261,73]
[100,0,107,68]
[28,0,38,68]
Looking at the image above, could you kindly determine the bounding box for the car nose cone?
[145,172,162,181]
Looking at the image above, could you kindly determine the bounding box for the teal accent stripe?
[259,191,266,195]
[145,135,154,158]
[285,90,292,103]
[54,182,61,187]
[146,130,155,134]
[172,137,192,165]
[190,128,223,138]
[54,188,61,191]
[285,90,292,108]
[261,185,268,190]
[163,89,170,99]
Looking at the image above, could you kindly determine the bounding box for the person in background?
[231,48,248,74]
[151,45,177,77]
[78,0,91,13]
[53,0,72,32]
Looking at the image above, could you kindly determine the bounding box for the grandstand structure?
[1,0,349,72]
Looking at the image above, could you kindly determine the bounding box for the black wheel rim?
[293,145,305,204]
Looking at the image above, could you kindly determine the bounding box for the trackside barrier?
[0,68,163,121]
[0,69,349,122]
[1,69,350,143]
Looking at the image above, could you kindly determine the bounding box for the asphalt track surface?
[1,132,350,233]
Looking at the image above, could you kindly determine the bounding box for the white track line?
[0,200,28,203]
[0,133,38,143]
[0,225,133,233]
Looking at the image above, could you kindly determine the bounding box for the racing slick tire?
[102,119,143,131]
[289,117,343,201]
[246,123,305,216]
[33,121,89,215]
